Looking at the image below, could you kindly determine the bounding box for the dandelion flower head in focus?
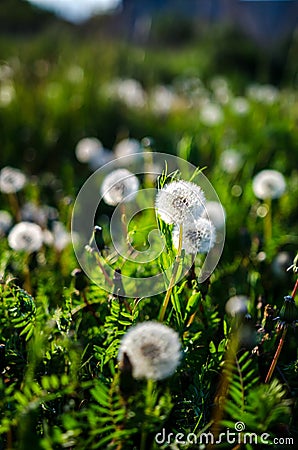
[155,180,206,225]
[0,166,26,194]
[118,321,181,380]
[252,169,286,200]
[172,216,216,255]
[8,221,43,253]
[101,168,140,206]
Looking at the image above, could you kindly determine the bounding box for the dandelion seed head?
[247,84,279,105]
[225,295,249,317]
[101,168,139,206]
[0,81,15,106]
[272,252,292,279]
[0,210,12,235]
[149,85,178,114]
[21,203,59,228]
[220,149,243,174]
[107,78,146,108]
[51,221,71,252]
[0,166,26,194]
[8,221,43,253]
[231,96,250,115]
[118,321,181,380]
[252,169,286,200]
[88,149,114,171]
[155,180,206,225]
[199,102,223,126]
[113,138,141,160]
[75,137,103,163]
[173,217,216,254]
[202,201,226,229]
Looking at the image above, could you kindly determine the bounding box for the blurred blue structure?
[119,0,298,46]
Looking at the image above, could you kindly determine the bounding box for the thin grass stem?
[158,224,183,322]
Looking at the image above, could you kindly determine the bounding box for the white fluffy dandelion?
[107,78,146,109]
[225,295,249,317]
[0,166,26,194]
[202,201,226,229]
[219,149,243,174]
[8,221,43,253]
[118,321,181,380]
[101,168,139,206]
[155,180,206,225]
[199,102,223,126]
[230,96,250,115]
[0,210,12,235]
[252,169,286,200]
[75,137,103,163]
[113,138,141,160]
[247,84,279,105]
[172,217,216,255]
[51,221,71,252]
[149,85,178,114]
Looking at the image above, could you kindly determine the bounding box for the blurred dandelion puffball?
[225,295,249,317]
[252,169,286,200]
[155,180,206,225]
[51,221,71,252]
[107,78,146,108]
[75,137,103,163]
[199,102,223,126]
[101,168,140,206]
[219,149,243,174]
[230,96,250,115]
[0,166,26,194]
[8,221,43,253]
[118,321,181,380]
[203,201,226,229]
[0,210,12,235]
[173,217,216,255]
[113,138,141,159]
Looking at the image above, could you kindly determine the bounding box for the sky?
[28,0,121,23]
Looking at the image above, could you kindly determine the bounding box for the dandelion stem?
[209,327,240,446]
[8,192,21,222]
[158,224,183,322]
[265,325,287,384]
[265,278,297,384]
[94,253,113,286]
[264,197,272,244]
[82,290,101,326]
[291,278,298,299]
[140,378,154,450]
[23,254,32,294]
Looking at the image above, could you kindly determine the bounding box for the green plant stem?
[291,278,298,299]
[264,197,272,244]
[23,254,32,294]
[208,328,240,447]
[140,378,154,450]
[158,224,183,322]
[265,325,287,384]
[8,192,21,222]
[265,279,297,384]
[94,252,113,286]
